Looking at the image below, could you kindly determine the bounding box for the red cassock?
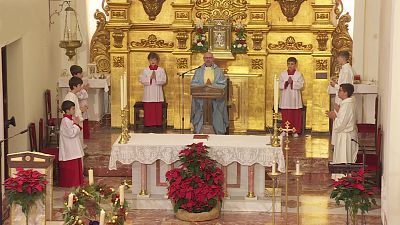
[59,158,84,187]
[144,102,163,126]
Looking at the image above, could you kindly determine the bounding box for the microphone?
[0,129,30,144]
[179,65,202,77]
[19,129,29,134]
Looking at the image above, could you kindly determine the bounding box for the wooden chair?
[28,123,38,152]
[44,89,59,146]
[39,118,59,184]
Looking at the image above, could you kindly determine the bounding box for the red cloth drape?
[143,102,163,126]
[83,119,90,139]
[59,158,84,187]
[281,109,302,134]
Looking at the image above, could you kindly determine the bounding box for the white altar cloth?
[109,133,285,172]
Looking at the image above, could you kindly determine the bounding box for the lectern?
[191,85,225,134]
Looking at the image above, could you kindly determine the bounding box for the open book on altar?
[193,134,209,140]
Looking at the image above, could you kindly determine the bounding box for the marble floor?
[7,125,382,225]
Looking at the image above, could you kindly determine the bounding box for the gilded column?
[106,0,131,127]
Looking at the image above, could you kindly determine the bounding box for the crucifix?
[279,121,296,225]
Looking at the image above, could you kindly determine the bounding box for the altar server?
[139,52,167,129]
[59,100,84,187]
[70,65,90,139]
[279,57,304,137]
[326,83,358,180]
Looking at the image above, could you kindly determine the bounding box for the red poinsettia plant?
[4,168,48,221]
[330,169,378,223]
[166,143,224,213]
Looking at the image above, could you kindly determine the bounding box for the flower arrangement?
[166,143,224,214]
[4,168,48,224]
[330,169,378,225]
[63,183,128,225]
[191,18,208,52]
[231,21,248,54]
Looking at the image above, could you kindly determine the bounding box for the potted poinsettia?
[4,168,48,225]
[166,143,224,222]
[330,169,378,225]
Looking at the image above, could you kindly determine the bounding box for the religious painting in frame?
[87,63,97,78]
[208,19,231,52]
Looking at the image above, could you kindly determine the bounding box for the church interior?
[0,0,399,224]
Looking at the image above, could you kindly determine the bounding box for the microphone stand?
[0,129,29,224]
[178,66,202,134]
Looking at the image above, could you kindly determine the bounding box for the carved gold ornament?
[89,10,110,73]
[113,56,125,68]
[334,0,343,19]
[251,59,263,70]
[195,0,248,21]
[102,0,110,16]
[112,29,125,48]
[176,32,189,49]
[139,0,166,21]
[251,32,263,51]
[276,0,306,22]
[316,32,328,51]
[176,58,188,69]
[268,36,312,51]
[331,12,353,79]
[316,59,328,71]
[130,34,174,48]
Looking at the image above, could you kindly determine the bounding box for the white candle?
[67,193,74,208]
[119,185,125,205]
[123,71,127,108]
[273,74,279,113]
[272,161,276,174]
[296,160,300,174]
[88,169,94,185]
[99,209,105,225]
[120,75,124,110]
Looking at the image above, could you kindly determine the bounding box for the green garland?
[62,184,128,225]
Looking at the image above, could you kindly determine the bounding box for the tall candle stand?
[270,112,281,147]
[267,171,281,225]
[279,121,296,225]
[118,106,130,144]
[292,171,304,225]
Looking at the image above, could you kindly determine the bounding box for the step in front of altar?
[128,194,282,212]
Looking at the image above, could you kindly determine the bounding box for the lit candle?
[88,169,94,185]
[123,71,127,108]
[272,161,276,174]
[120,75,124,110]
[296,160,300,174]
[273,74,279,113]
[119,185,125,205]
[99,209,105,225]
[68,193,74,208]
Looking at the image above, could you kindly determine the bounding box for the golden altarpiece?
[90,0,352,132]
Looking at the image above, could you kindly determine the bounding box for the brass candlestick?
[270,112,281,147]
[279,121,296,225]
[292,171,304,225]
[118,106,130,144]
[267,171,281,225]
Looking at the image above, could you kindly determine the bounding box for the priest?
[326,83,359,180]
[190,52,229,134]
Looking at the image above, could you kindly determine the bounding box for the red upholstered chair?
[44,89,59,146]
[28,123,38,152]
[39,118,59,183]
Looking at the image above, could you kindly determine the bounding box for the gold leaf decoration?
[276,0,306,22]
[195,0,248,21]
[139,0,166,21]
[130,34,174,48]
[268,36,312,51]
[89,10,110,73]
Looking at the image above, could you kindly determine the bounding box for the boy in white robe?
[59,100,84,187]
[139,52,167,131]
[70,65,90,139]
[326,83,359,180]
[63,77,86,147]
[279,57,304,137]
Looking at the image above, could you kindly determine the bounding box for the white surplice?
[331,97,359,180]
[59,116,84,161]
[333,63,355,105]
[63,92,84,122]
[279,70,304,109]
[76,89,89,119]
[139,67,167,102]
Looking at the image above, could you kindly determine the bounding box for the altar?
[58,76,110,121]
[109,133,285,211]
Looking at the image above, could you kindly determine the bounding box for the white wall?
[378,0,400,224]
